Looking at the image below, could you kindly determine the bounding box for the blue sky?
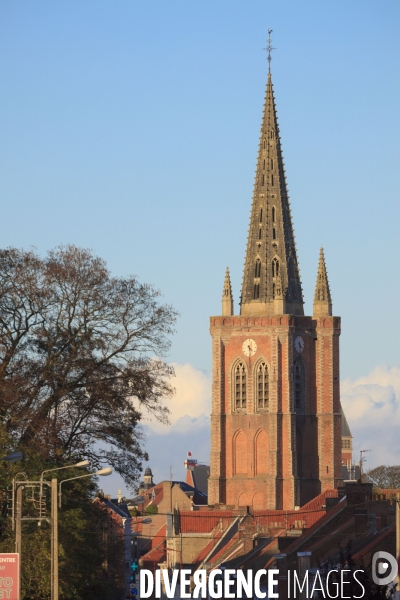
[1,1,399,493]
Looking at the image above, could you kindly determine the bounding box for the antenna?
[359,449,371,481]
[264,28,276,74]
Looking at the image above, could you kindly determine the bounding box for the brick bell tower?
[208,56,342,510]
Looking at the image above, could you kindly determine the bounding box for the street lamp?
[39,459,90,524]
[40,459,90,484]
[51,466,112,600]
[0,451,23,463]
[59,467,112,507]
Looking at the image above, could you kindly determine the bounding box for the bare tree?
[364,465,400,490]
[0,245,177,487]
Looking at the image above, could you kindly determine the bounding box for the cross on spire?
[264,28,275,73]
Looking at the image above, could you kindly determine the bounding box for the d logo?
[372,551,398,586]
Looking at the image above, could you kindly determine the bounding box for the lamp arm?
[40,464,74,482]
[58,473,93,508]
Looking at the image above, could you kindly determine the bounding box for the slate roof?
[186,465,210,496]
[340,404,352,437]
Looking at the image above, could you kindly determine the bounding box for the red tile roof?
[253,508,326,529]
[180,510,235,533]
[300,489,339,512]
[352,522,396,562]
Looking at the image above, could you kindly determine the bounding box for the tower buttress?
[313,248,332,317]
[222,268,234,316]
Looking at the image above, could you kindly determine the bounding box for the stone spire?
[313,248,332,317]
[240,73,303,316]
[222,267,234,316]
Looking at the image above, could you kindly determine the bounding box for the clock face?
[294,335,305,354]
[242,339,257,357]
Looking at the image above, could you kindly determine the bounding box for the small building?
[341,405,353,466]
[138,466,156,494]
[185,464,210,496]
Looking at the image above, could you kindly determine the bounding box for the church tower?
[209,47,342,510]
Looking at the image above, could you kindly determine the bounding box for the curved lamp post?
[40,459,90,484]
[39,459,90,525]
[58,466,112,507]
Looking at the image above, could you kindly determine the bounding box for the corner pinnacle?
[222,267,234,316]
[313,248,332,317]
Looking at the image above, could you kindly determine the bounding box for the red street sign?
[0,554,19,600]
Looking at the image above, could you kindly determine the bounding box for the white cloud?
[106,362,400,495]
[143,362,211,434]
[341,365,400,468]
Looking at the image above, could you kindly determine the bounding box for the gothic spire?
[313,248,332,317]
[240,73,303,316]
[222,267,234,316]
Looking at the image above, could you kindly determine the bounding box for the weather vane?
[264,28,276,73]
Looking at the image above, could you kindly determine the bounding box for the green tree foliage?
[364,465,400,490]
[0,448,125,600]
[145,504,158,515]
[0,245,177,487]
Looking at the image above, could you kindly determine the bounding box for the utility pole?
[359,449,370,481]
[15,483,22,596]
[14,484,22,554]
[169,465,174,513]
[51,479,58,600]
[396,494,400,597]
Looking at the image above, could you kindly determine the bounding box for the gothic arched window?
[254,260,261,278]
[235,362,247,409]
[271,174,274,186]
[259,207,263,223]
[294,359,305,410]
[272,206,276,222]
[257,362,269,410]
[272,258,279,277]
[272,228,276,240]
[261,175,265,186]
[253,284,260,299]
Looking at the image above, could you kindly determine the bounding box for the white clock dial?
[294,335,305,354]
[242,339,257,357]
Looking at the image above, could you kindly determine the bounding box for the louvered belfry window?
[294,361,303,409]
[257,362,269,410]
[235,363,246,409]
